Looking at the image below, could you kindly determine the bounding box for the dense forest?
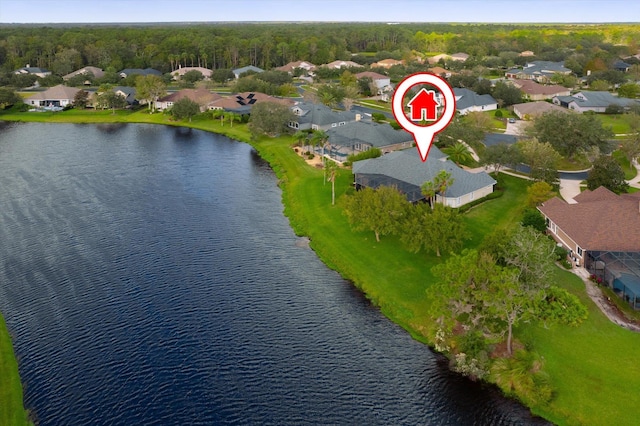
[1,22,639,75]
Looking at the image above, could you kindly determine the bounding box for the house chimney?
[355,114,361,121]
[26,64,30,68]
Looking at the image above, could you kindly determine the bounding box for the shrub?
[347,147,382,163]
[371,112,386,122]
[494,109,503,118]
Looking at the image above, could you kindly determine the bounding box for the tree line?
[1,22,639,76]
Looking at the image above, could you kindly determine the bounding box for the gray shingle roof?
[506,61,571,77]
[326,121,412,149]
[292,102,357,127]
[352,146,495,199]
[453,88,497,111]
[561,91,639,108]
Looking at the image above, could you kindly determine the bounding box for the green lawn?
[2,108,640,425]
[0,316,31,426]
[598,114,633,135]
[612,149,638,180]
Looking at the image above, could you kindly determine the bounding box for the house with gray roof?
[453,88,497,115]
[14,65,51,78]
[352,146,496,207]
[553,91,640,113]
[232,66,264,79]
[505,61,571,83]
[289,102,360,131]
[324,121,413,160]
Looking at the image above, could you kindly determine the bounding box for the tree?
[211,69,234,85]
[171,97,200,122]
[443,142,473,165]
[525,181,555,207]
[227,111,241,127]
[521,208,547,233]
[325,160,339,205]
[247,101,294,137]
[465,111,494,132]
[437,117,485,148]
[401,202,467,257]
[530,111,613,159]
[421,170,454,209]
[618,137,640,168]
[182,70,204,86]
[96,86,127,113]
[343,185,408,242]
[135,74,166,113]
[618,82,640,99]
[73,90,89,109]
[492,81,522,107]
[586,155,629,194]
[517,138,561,184]
[0,88,22,109]
[589,79,610,91]
[481,143,521,174]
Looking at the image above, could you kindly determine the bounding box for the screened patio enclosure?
[587,250,640,309]
[354,173,424,203]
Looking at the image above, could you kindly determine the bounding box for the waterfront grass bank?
[2,109,640,425]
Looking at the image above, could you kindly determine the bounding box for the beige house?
[170,66,213,80]
[511,79,570,101]
[26,85,81,108]
[156,88,222,112]
[513,101,569,120]
[371,59,403,69]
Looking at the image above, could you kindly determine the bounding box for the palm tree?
[227,112,241,127]
[444,142,473,166]
[434,170,454,200]
[325,160,339,205]
[293,130,308,151]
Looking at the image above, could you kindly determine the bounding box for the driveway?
[504,120,529,136]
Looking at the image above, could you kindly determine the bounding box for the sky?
[1,0,639,24]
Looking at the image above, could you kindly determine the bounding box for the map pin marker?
[392,73,456,162]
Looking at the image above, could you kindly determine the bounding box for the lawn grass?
[598,114,632,135]
[2,108,640,425]
[612,149,638,180]
[557,153,592,171]
[0,315,31,426]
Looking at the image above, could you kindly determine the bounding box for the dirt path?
[570,267,640,332]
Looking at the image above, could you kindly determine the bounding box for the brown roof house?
[155,89,222,112]
[170,66,213,80]
[538,187,640,308]
[510,79,570,101]
[371,59,403,69]
[63,66,105,83]
[512,101,569,120]
[275,61,316,74]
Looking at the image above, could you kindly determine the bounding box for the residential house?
[513,101,569,120]
[323,60,363,70]
[209,92,293,115]
[156,88,222,112]
[14,65,51,78]
[371,59,403,69]
[232,66,264,79]
[553,91,640,113]
[275,61,316,74]
[289,101,360,131]
[26,84,80,108]
[427,66,452,78]
[505,61,571,83]
[354,71,392,98]
[352,146,496,207]
[538,187,640,308]
[453,88,498,115]
[118,68,162,79]
[510,79,570,101]
[324,121,413,160]
[613,60,632,72]
[171,66,213,80]
[519,51,535,57]
[63,66,105,82]
[427,53,469,65]
[113,86,137,106]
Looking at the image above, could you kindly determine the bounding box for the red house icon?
[407,88,440,121]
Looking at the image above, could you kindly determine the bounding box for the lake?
[0,122,547,425]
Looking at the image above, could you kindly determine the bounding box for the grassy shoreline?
[2,109,640,425]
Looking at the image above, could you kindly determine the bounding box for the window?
[577,247,583,257]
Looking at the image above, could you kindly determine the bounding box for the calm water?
[0,122,547,425]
